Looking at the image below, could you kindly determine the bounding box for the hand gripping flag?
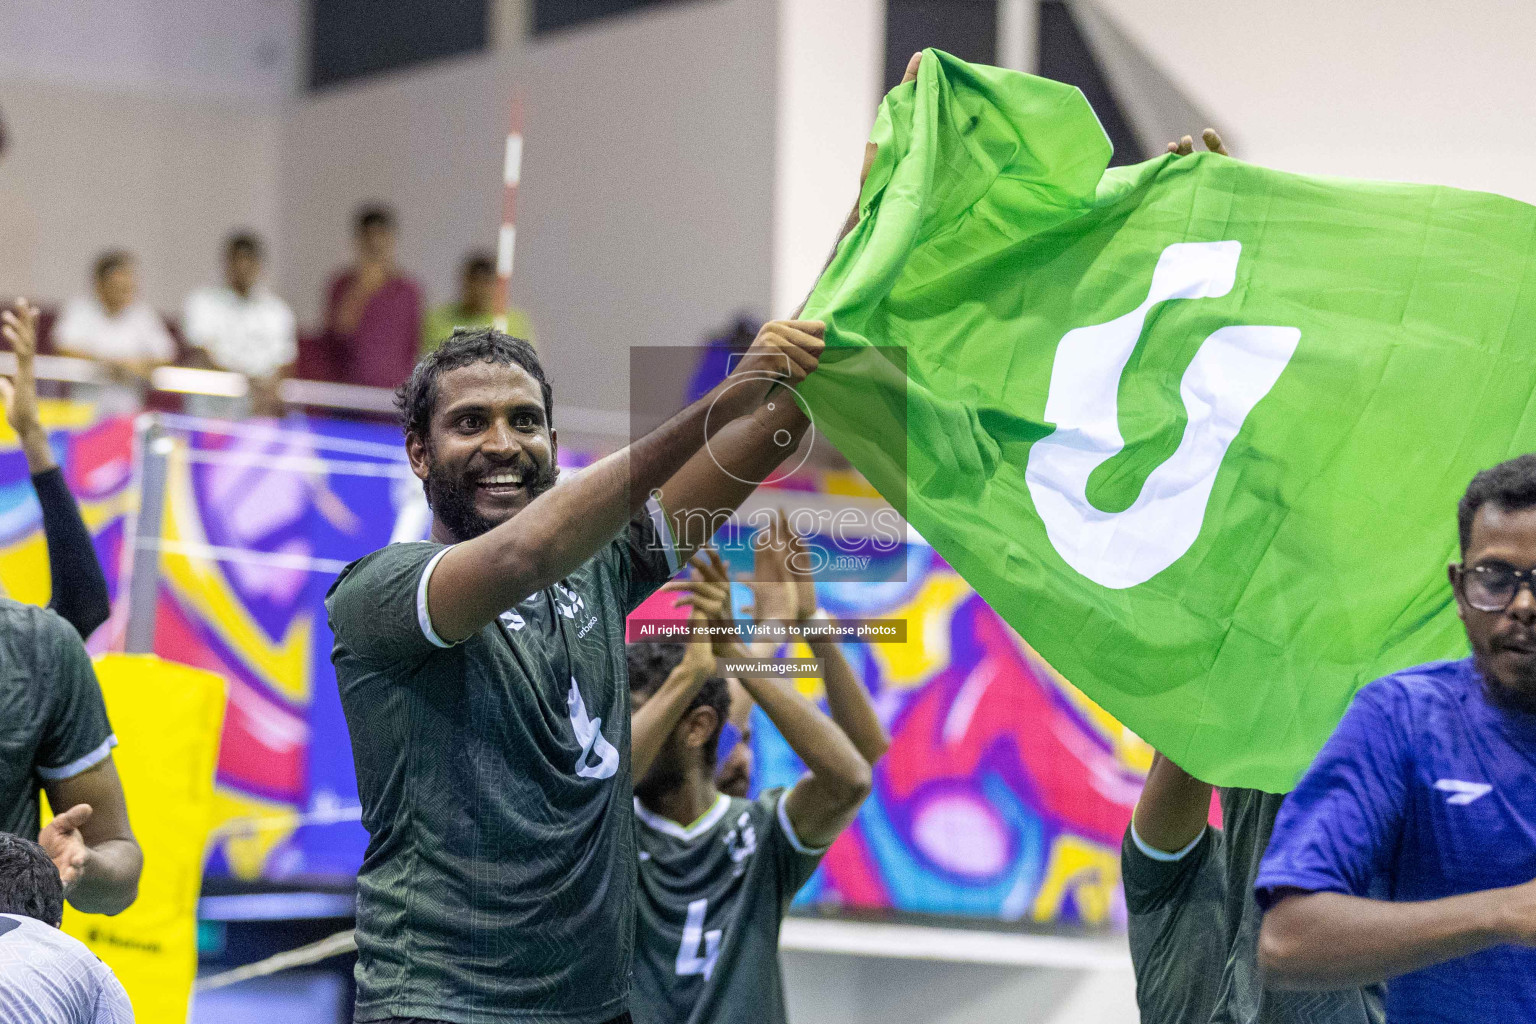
[800,49,1536,790]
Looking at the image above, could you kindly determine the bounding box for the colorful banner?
[1,409,1147,927]
[0,403,133,628]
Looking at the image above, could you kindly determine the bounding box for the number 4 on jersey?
[676,898,722,980]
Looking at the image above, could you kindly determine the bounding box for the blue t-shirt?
[1255,657,1536,1024]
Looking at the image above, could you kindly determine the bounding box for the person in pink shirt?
[318,204,422,388]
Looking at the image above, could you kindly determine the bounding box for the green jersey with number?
[326,501,678,1024]
[630,788,824,1024]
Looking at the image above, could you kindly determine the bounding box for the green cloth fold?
[802,49,1536,790]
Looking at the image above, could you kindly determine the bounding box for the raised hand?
[783,521,819,620]
[1167,128,1230,157]
[855,51,925,190]
[38,803,93,892]
[661,547,741,658]
[731,319,825,390]
[1,298,42,438]
[677,607,716,679]
[748,509,817,622]
[1,299,54,473]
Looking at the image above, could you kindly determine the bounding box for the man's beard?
[1473,647,1536,717]
[423,451,558,542]
[635,755,687,806]
[715,762,749,799]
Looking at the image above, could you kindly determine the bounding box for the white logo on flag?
[1026,241,1300,589]
[1434,779,1492,805]
[567,676,619,780]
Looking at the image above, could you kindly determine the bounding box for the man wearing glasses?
[1254,454,1536,1023]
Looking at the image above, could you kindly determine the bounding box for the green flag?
[800,49,1536,791]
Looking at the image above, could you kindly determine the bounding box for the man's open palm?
[39,803,93,890]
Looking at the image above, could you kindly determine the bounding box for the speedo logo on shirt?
[1434,779,1493,805]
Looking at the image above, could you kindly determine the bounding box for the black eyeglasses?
[1456,563,1536,612]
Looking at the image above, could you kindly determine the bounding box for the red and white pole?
[494,94,524,335]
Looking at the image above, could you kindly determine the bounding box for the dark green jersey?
[1123,788,1384,1024]
[326,502,678,1024]
[630,788,823,1024]
[0,599,116,840]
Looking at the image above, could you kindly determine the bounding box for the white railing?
[0,350,631,438]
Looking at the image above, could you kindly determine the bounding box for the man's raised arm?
[653,53,929,566]
[631,607,717,784]
[667,554,872,850]
[424,323,822,643]
[753,511,889,763]
[1131,752,1214,857]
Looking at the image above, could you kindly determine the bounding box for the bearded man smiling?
[326,322,823,1024]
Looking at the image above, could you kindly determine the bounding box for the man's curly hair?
[1459,453,1536,556]
[0,832,65,927]
[627,641,731,766]
[395,327,552,441]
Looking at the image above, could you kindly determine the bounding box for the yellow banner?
[50,655,226,1023]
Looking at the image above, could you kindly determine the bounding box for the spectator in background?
[183,232,296,416]
[318,204,421,388]
[1,301,111,639]
[421,251,534,356]
[53,250,175,380]
[0,833,133,1023]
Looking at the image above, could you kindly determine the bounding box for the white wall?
[276,0,777,417]
[0,0,297,310]
[772,0,884,314]
[0,0,297,102]
[1087,0,1536,206]
[0,78,282,311]
[782,951,1138,1024]
[274,50,505,327]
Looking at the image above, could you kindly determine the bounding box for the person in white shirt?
[53,251,175,379]
[182,232,296,415]
[0,832,133,1024]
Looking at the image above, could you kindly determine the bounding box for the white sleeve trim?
[37,734,118,781]
[777,787,831,856]
[416,546,457,649]
[644,495,680,575]
[1129,819,1206,863]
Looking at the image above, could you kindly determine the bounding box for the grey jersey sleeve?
[614,496,681,612]
[1120,820,1216,916]
[765,788,827,902]
[325,541,449,664]
[35,608,116,782]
